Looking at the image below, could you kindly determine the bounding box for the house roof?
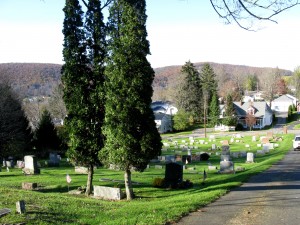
[233,101,272,117]
[272,94,295,103]
[154,113,167,120]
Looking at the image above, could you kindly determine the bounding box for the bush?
[173,110,190,131]
[153,178,165,187]
[200,153,210,161]
[235,123,244,131]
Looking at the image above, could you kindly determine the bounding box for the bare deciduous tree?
[210,0,300,30]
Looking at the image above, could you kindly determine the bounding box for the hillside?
[0,62,293,100]
[153,62,293,102]
[0,63,61,97]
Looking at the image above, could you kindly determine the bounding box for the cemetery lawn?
[0,133,293,225]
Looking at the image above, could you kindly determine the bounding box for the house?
[154,113,172,133]
[234,101,273,129]
[151,101,178,115]
[151,101,177,133]
[271,94,297,112]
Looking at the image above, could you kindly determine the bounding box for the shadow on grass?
[26,209,78,224]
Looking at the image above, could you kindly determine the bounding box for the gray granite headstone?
[93,186,125,200]
[48,153,60,167]
[219,161,234,173]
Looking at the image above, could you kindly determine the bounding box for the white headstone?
[246,152,254,163]
[23,155,40,175]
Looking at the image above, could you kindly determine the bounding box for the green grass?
[0,133,294,225]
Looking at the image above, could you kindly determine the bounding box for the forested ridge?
[0,62,292,99]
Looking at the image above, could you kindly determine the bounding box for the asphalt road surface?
[175,149,300,225]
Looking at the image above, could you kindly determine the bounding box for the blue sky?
[1,0,300,70]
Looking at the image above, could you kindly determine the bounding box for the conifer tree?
[223,93,237,126]
[34,109,60,156]
[208,93,220,127]
[176,61,202,122]
[100,0,162,200]
[61,0,106,195]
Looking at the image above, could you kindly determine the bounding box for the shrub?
[153,178,165,187]
[200,153,210,161]
[235,123,244,131]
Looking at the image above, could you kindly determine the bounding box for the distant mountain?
[0,62,293,100]
[0,63,61,98]
[153,62,293,102]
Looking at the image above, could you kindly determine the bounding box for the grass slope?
[0,133,293,225]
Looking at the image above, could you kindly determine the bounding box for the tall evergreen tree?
[208,93,220,127]
[176,61,202,121]
[223,93,237,126]
[61,0,106,195]
[100,0,162,200]
[34,109,60,156]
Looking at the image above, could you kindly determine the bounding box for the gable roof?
[272,94,294,103]
[233,101,272,117]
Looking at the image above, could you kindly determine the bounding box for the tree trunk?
[124,169,134,200]
[85,164,94,196]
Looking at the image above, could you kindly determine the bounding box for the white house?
[234,101,273,129]
[154,113,172,133]
[151,101,178,133]
[151,101,178,115]
[271,94,297,112]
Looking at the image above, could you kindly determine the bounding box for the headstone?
[182,155,191,164]
[5,161,14,168]
[230,138,234,143]
[252,136,257,142]
[222,140,229,146]
[94,186,125,200]
[235,166,245,172]
[164,162,183,187]
[22,182,37,190]
[48,153,60,167]
[199,140,205,144]
[0,208,11,217]
[245,144,250,148]
[236,134,242,138]
[191,154,200,161]
[221,155,231,161]
[211,144,216,151]
[155,165,163,169]
[274,143,279,148]
[208,165,217,170]
[209,135,215,139]
[261,137,269,144]
[23,155,40,175]
[246,152,254,163]
[175,155,182,162]
[283,126,288,134]
[75,166,89,174]
[17,160,25,168]
[16,200,26,214]
[257,144,262,147]
[235,140,240,143]
[165,155,175,162]
[240,151,247,157]
[266,132,273,139]
[187,149,192,156]
[263,145,270,152]
[221,145,230,155]
[269,143,274,150]
[257,150,265,155]
[219,161,234,174]
[231,152,239,158]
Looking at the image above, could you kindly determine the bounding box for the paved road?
[175,149,300,225]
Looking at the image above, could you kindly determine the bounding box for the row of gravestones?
[1,153,61,174]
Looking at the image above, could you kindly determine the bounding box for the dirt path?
[175,149,300,225]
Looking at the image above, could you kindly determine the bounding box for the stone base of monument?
[218,161,235,174]
[22,168,40,175]
[22,182,37,190]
